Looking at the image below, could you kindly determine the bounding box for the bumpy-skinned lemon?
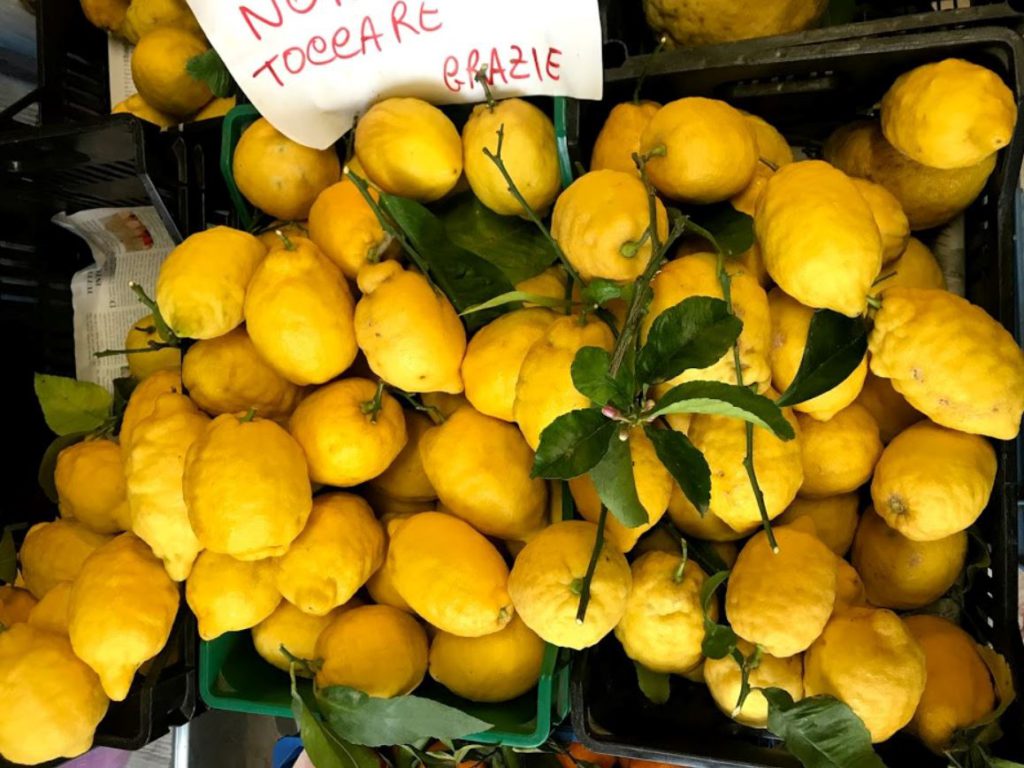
[390,512,512,637]
[316,604,428,697]
[462,308,558,422]
[121,0,202,42]
[731,112,794,215]
[851,508,966,610]
[244,237,357,386]
[870,288,1024,439]
[419,406,547,541]
[850,177,910,264]
[0,585,37,627]
[429,614,546,703]
[515,267,568,306]
[119,369,182,458]
[569,428,673,552]
[27,581,72,635]
[112,92,176,127]
[55,438,130,534]
[705,640,804,728]
[769,287,868,421]
[904,615,996,752]
[355,98,462,202]
[307,176,389,279]
[514,315,615,449]
[872,420,996,541]
[193,96,236,121]
[276,493,384,616]
[667,484,746,541]
[726,526,837,657]
[591,101,661,175]
[156,226,266,340]
[0,623,109,765]
[124,313,181,380]
[644,252,771,390]
[795,405,882,498]
[130,28,211,117]
[855,368,922,444]
[882,59,1016,170]
[776,494,859,556]
[233,118,340,220]
[614,552,712,674]
[20,520,111,599]
[69,533,179,701]
[878,237,946,294]
[355,261,466,394]
[641,97,757,203]
[463,99,560,216]
[804,607,926,742]
[368,411,436,503]
[756,160,882,316]
[185,415,312,560]
[252,600,354,676]
[552,169,669,282]
[125,393,210,580]
[833,558,868,613]
[288,378,407,486]
[508,520,631,649]
[366,517,413,612]
[81,0,129,32]
[824,120,997,230]
[186,551,280,641]
[182,328,302,420]
[643,0,827,46]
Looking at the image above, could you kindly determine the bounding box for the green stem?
[360,381,386,424]
[673,538,689,583]
[128,282,177,344]
[389,388,445,425]
[94,342,178,358]
[576,504,607,623]
[474,66,497,110]
[239,407,257,423]
[632,37,668,104]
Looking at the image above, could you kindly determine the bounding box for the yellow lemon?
[851,508,966,610]
[55,438,130,534]
[81,0,130,32]
[185,414,312,560]
[855,368,923,444]
[366,516,413,612]
[420,391,470,420]
[192,96,236,121]
[155,226,266,340]
[508,520,631,649]
[130,28,211,118]
[186,551,281,641]
[124,313,181,380]
[307,176,389,279]
[804,607,926,742]
[355,261,466,394]
[27,581,72,635]
[850,177,910,264]
[667,484,746,542]
[0,585,37,627]
[118,369,182,458]
[244,237,358,386]
[591,101,661,176]
[19,520,111,599]
[355,98,462,202]
[368,411,437,503]
[258,222,308,251]
[795,405,882,498]
[704,640,804,728]
[833,558,868,614]
[252,600,354,676]
[877,237,946,294]
[121,0,202,42]
[515,267,568,306]
[726,525,837,657]
[315,604,428,697]
[776,494,859,556]
[642,0,827,46]
[730,112,794,215]
[429,615,546,703]
[112,93,176,128]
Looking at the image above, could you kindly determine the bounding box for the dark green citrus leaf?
[590,434,647,528]
[644,425,711,514]
[776,310,868,408]
[650,381,794,439]
[637,296,741,384]
[532,409,616,480]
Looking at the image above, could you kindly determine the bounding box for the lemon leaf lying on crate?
[186,49,234,99]
[636,296,741,385]
[634,661,671,705]
[37,431,89,503]
[291,669,379,768]
[775,311,869,408]
[316,685,493,747]
[764,688,886,768]
[33,373,113,436]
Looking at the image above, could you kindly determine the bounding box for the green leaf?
[689,204,755,257]
[699,570,737,659]
[459,290,569,316]
[38,432,89,504]
[580,279,625,306]
[571,347,632,408]
[440,195,558,284]
[589,434,648,528]
[290,670,378,768]
[533,408,616,480]
[634,661,671,705]
[186,49,234,98]
[650,381,795,439]
[637,296,741,385]
[34,374,113,436]
[0,528,16,584]
[316,685,492,747]
[776,311,868,408]
[644,425,711,514]
[764,688,886,768]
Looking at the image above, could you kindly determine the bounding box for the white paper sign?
[184,0,604,149]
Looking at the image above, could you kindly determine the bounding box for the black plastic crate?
[566,26,1024,768]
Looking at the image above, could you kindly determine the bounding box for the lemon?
[704,640,804,728]
[315,604,428,697]
[642,0,827,46]
[390,512,513,637]
[27,581,72,635]
[308,176,389,279]
[112,93,176,128]
[355,98,462,202]
[776,493,859,556]
[871,420,996,541]
[641,98,757,203]
[850,177,910,264]
[123,313,181,380]
[186,551,281,641]
[833,558,868,614]
[288,378,407,487]
[614,551,712,674]
[666,484,746,542]
[368,411,437,503]
[276,493,384,616]
[877,237,946,294]
[355,261,466,394]
[0,585,37,627]
[726,525,837,657]
[429,614,546,703]
[19,520,111,599]
[515,267,568,306]
[365,516,414,612]
[185,414,312,560]
[508,520,631,649]
[795,405,882,498]
[80,0,129,32]
[192,96,236,121]
[851,508,966,610]
[252,600,354,676]
[420,391,470,420]
[130,27,211,118]
[804,607,926,742]
[768,287,867,421]
[0,624,109,765]
[756,160,883,317]
[233,118,341,220]
[463,99,560,216]
[731,112,794,216]
[119,369,183,458]
[69,533,180,701]
[591,101,661,176]
[121,0,202,42]
[258,222,308,252]
[869,287,1024,440]
[552,170,669,282]
[854,368,923,444]
[155,226,266,340]
[244,237,358,386]
[55,438,130,534]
